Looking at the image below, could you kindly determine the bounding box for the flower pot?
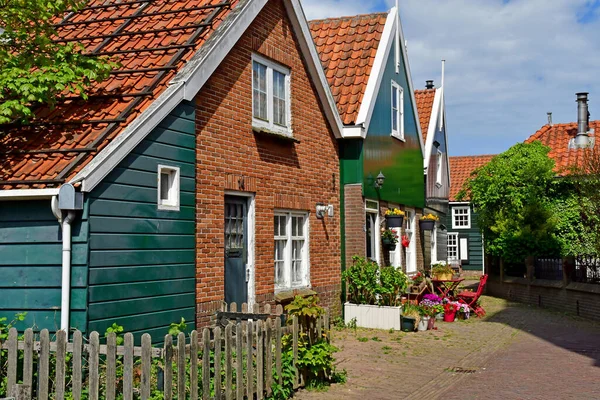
[434,273,453,281]
[419,219,435,231]
[401,316,416,332]
[418,316,430,331]
[344,303,402,330]
[386,215,404,228]
[427,316,436,330]
[443,311,457,322]
[457,312,466,320]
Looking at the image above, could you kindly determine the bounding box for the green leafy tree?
[0,0,115,125]
[457,141,560,264]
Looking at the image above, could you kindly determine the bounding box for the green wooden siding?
[362,37,424,208]
[446,205,484,271]
[87,101,196,342]
[0,200,89,332]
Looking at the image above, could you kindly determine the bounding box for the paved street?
[297,296,600,400]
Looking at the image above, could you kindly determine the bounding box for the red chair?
[457,274,488,317]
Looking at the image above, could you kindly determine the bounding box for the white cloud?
[300,0,600,155]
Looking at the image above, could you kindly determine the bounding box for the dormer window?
[252,54,291,137]
[391,80,404,140]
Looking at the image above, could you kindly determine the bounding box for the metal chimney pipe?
[547,112,553,126]
[575,92,590,147]
[426,80,434,89]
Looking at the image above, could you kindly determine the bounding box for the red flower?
[444,303,459,314]
[401,235,410,248]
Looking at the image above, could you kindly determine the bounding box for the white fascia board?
[284,0,344,139]
[449,201,470,205]
[71,0,268,193]
[397,6,426,159]
[71,83,185,192]
[342,125,366,138]
[423,88,442,169]
[175,0,268,100]
[0,188,59,200]
[355,9,395,130]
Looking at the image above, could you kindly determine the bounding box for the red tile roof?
[449,155,496,201]
[414,88,436,143]
[0,0,238,189]
[309,12,388,125]
[524,121,600,175]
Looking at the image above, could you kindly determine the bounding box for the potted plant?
[401,303,420,332]
[443,302,459,322]
[343,256,408,330]
[381,228,399,250]
[456,303,470,320]
[417,305,430,331]
[419,213,439,231]
[420,294,442,329]
[431,263,454,281]
[385,208,405,228]
[408,272,424,293]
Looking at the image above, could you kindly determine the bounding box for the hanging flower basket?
[419,219,435,231]
[382,238,397,251]
[386,215,404,228]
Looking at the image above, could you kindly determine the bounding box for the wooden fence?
[0,303,330,400]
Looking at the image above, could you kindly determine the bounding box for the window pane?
[275,240,286,286]
[392,110,398,132]
[273,70,287,126]
[253,61,267,120]
[292,240,303,283]
[160,172,170,201]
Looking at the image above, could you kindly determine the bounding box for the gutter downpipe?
[51,196,76,332]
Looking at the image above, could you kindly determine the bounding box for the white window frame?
[452,206,471,229]
[391,80,404,141]
[447,233,459,261]
[436,149,443,187]
[365,200,381,265]
[405,208,417,274]
[157,165,180,211]
[274,210,310,291]
[252,54,292,137]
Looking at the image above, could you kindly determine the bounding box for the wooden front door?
[224,196,248,305]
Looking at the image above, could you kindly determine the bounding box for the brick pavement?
[296,295,600,400]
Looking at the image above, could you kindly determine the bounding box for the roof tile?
[309,12,388,125]
[449,155,497,201]
[414,89,436,143]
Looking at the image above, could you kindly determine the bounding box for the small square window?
[452,206,471,229]
[391,80,404,140]
[157,165,180,211]
[252,54,292,137]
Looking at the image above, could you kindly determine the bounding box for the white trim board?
[0,188,59,201]
[353,7,425,157]
[37,0,344,195]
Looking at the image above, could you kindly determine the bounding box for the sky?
[301,0,600,156]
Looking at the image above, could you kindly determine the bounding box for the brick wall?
[487,279,600,321]
[343,184,365,263]
[194,0,341,326]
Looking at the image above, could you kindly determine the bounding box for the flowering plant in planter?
[381,228,399,244]
[385,208,405,216]
[423,293,442,304]
[420,213,439,221]
[443,302,459,314]
[411,272,424,285]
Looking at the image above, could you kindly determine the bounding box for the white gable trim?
[284,0,344,139]
[353,7,425,157]
[67,0,344,193]
[423,88,442,168]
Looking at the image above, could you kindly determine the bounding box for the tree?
[457,141,560,264]
[0,1,115,125]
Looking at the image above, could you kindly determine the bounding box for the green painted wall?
[446,205,484,271]
[87,101,196,342]
[0,200,89,332]
[362,40,424,207]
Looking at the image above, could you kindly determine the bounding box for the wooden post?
[224,324,233,400]
[164,335,174,400]
[9,384,31,400]
[246,320,253,399]
[7,328,18,394]
[124,333,134,400]
[202,328,210,400]
[236,322,244,400]
[106,332,117,400]
[88,331,100,400]
[190,330,199,400]
[38,329,50,400]
[177,332,186,400]
[265,319,273,397]
[214,327,222,400]
[292,316,299,389]
[275,317,282,386]
[72,330,83,400]
[141,334,152,400]
[55,329,67,400]
[526,256,534,282]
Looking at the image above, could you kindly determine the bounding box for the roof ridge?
[308,11,389,24]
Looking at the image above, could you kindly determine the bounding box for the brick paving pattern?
[296,294,600,400]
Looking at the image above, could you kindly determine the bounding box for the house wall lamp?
[374,171,385,189]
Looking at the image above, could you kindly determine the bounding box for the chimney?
[425,80,434,89]
[574,92,590,148]
[547,112,553,126]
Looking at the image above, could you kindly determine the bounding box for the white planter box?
[344,303,402,330]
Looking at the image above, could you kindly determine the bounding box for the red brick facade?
[194,0,341,326]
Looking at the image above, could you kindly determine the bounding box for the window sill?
[252,125,299,143]
[275,287,315,303]
[451,226,471,230]
[158,204,180,211]
[391,133,405,142]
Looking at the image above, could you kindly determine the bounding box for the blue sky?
[301,0,600,156]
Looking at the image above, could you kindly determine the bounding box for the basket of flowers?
[381,228,399,250]
[419,213,439,231]
[385,208,405,228]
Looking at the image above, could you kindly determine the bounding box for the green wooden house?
[310,7,426,276]
[0,0,347,339]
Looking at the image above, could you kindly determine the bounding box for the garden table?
[432,278,464,299]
